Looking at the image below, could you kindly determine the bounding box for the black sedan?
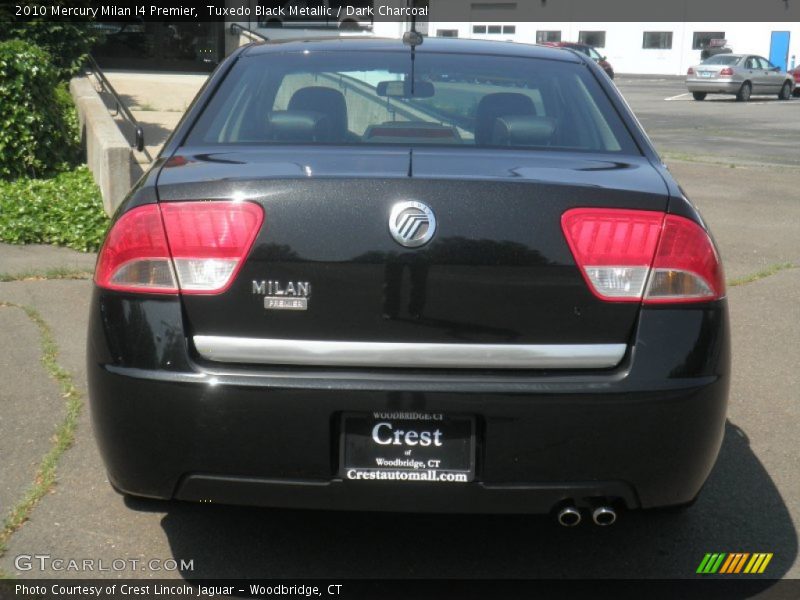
[88,37,729,527]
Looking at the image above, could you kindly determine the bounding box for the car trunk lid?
[157,147,669,367]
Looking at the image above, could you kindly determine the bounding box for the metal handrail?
[85,54,152,161]
[229,23,269,43]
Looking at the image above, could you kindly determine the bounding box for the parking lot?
[621,76,800,167]
[0,76,798,583]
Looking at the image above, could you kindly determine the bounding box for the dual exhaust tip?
[557,505,617,527]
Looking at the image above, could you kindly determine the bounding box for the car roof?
[242,36,582,63]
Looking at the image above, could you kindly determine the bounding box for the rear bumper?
[177,476,639,514]
[686,79,741,93]
[87,291,730,514]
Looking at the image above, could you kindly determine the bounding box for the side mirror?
[377,80,435,98]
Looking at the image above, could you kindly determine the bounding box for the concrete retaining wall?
[69,77,133,216]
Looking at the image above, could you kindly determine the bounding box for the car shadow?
[703,97,786,103]
[125,420,796,585]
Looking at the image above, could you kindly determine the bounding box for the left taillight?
[94,204,178,294]
[94,201,264,295]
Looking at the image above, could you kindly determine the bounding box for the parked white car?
[686,54,794,101]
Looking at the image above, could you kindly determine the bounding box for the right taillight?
[561,208,724,305]
[719,67,734,77]
[95,200,264,295]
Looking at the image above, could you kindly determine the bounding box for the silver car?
[686,54,795,101]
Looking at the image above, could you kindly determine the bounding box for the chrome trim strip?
[193,336,626,369]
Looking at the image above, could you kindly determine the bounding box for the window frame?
[578,31,606,49]
[692,32,726,50]
[642,31,673,50]
[757,57,774,69]
[536,30,561,44]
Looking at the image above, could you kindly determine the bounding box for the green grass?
[661,151,795,170]
[662,151,741,168]
[661,151,700,162]
[728,262,795,288]
[0,302,82,559]
[0,267,92,283]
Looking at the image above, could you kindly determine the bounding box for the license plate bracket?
[341,412,476,483]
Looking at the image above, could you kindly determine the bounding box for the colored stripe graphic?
[700,552,774,575]
[723,553,749,573]
[710,553,726,573]
[734,553,750,573]
[744,553,774,574]
[722,553,740,573]
[719,554,736,574]
[744,554,759,574]
[759,553,774,573]
[697,554,713,574]
[697,553,727,574]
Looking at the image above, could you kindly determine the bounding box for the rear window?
[186,50,638,154]
[702,55,740,65]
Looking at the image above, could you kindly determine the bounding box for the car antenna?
[402,1,424,48]
[402,1,423,94]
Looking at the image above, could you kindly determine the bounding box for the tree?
[0,1,102,80]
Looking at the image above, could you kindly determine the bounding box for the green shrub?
[0,3,101,81]
[0,166,109,252]
[0,39,79,180]
[55,82,81,150]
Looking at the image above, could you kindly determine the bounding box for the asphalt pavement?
[617,76,800,167]
[0,76,798,584]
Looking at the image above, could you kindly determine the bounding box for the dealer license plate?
[341,412,475,483]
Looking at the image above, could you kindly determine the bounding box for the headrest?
[490,115,557,147]
[289,87,348,140]
[264,110,332,142]
[475,92,536,145]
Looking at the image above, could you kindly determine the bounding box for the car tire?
[778,82,792,100]
[736,82,751,102]
[692,92,707,101]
